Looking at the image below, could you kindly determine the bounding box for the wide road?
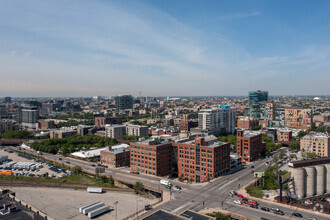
[7,146,328,220]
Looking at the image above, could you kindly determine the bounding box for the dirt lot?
[5,187,158,220]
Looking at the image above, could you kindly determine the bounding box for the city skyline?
[1,0,330,97]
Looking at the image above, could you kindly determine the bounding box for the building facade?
[0,119,13,135]
[115,95,133,110]
[126,125,148,137]
[18,106,39,129]
[105,124,126,139]
[38,120,55,130]
[94,116,122,128]
[50,129,76,139]
[285,108,313,129]
[100,147,130,168]
[236,130,266,163]
[237,116,259,129]
[277,130,292,142]
[129,138,172,176]
[175,136,230,183]
[300,133,329,157]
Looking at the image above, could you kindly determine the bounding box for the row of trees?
[0,130,33,139]
[30,134,117,154]
[262,134,282,155]
[48,113,94,120]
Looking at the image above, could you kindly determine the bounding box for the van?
[160,179,172,186]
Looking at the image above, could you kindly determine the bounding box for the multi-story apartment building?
[105,124,126,139]
[180,115,198,131]
[285,108,313,129]
[0,119,13,135]
[300,133,329,157]
[94,116,121,128]
[100,146,130,168]
[236,130,266,162]
[18,106,39,129]
[237,116,259,129]
[129,137,172,176]
[195,107,235,135]
[38,120,55,130]
[115,95,133,110]
[126,125,148,137]
[175,135,230,183]
[277,129,292,142]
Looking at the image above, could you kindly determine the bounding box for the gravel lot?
[5,187,158,220]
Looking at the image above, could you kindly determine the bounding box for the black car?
[261,207,270,212]
[250,204,258,209]
[165,185,171,189]
[292,213,303,218]
[91,164,96,167]
[251,165,255,168]
[261,218,269,220]
[66,161,70,164]
[59,158,62,161]
[145,205,152,210]
[274,210,284,215]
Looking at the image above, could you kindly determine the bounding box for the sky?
[0,0,330,97]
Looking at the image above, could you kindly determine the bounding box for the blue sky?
[0,0,329,97]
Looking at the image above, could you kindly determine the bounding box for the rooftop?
[143,210,187,220]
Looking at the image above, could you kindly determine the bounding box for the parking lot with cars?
[0,149,71,179]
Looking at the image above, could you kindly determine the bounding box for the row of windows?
[131,150,156,156]
[131,154,156,161]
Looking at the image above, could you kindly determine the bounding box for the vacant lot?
[5,187,158,220]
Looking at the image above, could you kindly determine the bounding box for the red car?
[249,200,258,206]
[236,193,244,198]
[242,198,249,204]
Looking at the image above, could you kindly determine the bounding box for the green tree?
[251,125,261,130]
[279,150,286,159]
[302,152,318,159]
[133,181,144,194]
[273,155,279,163]
[288,142,300,151]
[178,174,184,182]
[214,212,230,220]
[72,166,82,174]
[315,126,326,132]
[1,130,33,139]
[245,185,265,198]
[109,176,114,186]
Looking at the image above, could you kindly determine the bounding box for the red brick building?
[94,116,122,128]
[129,138,172,176]
[180,115,198,131]
[277,130,292,142]
[175,135,230,183]
[100,147,130,168]
[237,116,259,129]
[38,120,55,130]
[236,130,266,163]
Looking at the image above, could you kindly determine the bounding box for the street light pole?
[136,199,138,218]
[114,201,118,220]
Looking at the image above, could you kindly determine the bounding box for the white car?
[230,190,236,195]
[234,199,241,205]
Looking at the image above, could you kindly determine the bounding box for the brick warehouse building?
[174,135,230,183]
[100,146,130,169]
[236,130,266,163]
[129,137,172,176]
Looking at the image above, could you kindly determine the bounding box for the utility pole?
[203,196,205,210]
[136,199,138,218]
[114,201,118,220]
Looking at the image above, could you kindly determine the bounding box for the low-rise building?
[237,116,259,129]
[50,129,76,139]
[236,130,266,163]
[277,129,292,142]
[100,146,130,168]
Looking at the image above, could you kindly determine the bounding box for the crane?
[306,142,312,153]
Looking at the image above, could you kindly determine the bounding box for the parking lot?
[6,187,158,219]
[0,149,71,178]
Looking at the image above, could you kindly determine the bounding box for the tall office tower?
[249,90,268,119]
[115,95,133,110]
[18,106,39,129]
[3,97,11,103]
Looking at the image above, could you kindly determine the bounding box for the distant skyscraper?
[115,95,133,110]
[4,97,11,103]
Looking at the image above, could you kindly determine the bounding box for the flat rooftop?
[181,210,214,220]
[143,210,187,220]
[289,157,330,168]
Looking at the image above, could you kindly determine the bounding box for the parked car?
[292,213,303,218]
[249,200,258,206]
[66,161,70,164]
[260,218,269,220]
[242,198,248,204]
[234,199,241,205]
[251,165,255,168]
[307,218,317,220]
[274,210,284,215]
[173,185,182,191]
[236,193,244,198]
[165,185,171,189]
[59,158,62,161]
[271,207,280,212]
[250,204,258,209]
[260,207,270,212]
[145,205,152,210]
[91,164,96,167]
